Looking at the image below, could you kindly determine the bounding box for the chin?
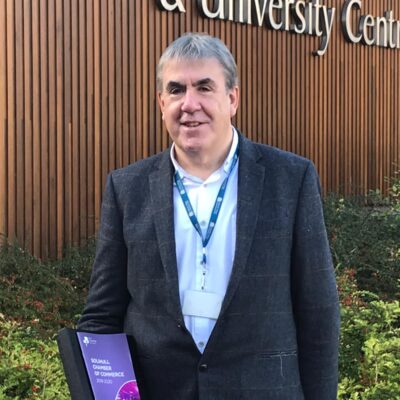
[182,143,204,154]
[179,136,206,151]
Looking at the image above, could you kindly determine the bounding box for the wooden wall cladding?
[0,0,399,258]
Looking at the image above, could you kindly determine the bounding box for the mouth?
[180,121,204,128]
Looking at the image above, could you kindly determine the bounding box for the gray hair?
[156,32,238,92]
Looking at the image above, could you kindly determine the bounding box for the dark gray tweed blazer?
[78,133,340,400]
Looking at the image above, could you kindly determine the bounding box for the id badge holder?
[182,290,224,320]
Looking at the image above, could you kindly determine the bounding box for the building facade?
[0,0,399,258]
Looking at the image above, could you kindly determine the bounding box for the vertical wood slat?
[93,0,101,236]
[0,2,8,244]
[6,0,15,242]
[135,2,142,161]
[1,0,400,259]
[15,0,24,246]
[32,0,40,256]
[142,2,149,158]
[115,0,122,167]
[0,0,6,241]
[100,0,108,197]
[63,0,71,248]
[78,0,87,245]
[121,0,129,167]
[108,0,115,172]
[39,0,48,258]
[71,0,79,245]
[128,1,136,162]
[86,0,95,239]
[56,0,64,258]
[48,0,56,258]
[23,0,32,252]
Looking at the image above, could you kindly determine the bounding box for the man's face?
[157,57,239,158]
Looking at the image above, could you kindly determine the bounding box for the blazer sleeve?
[77,173,130,333]
[290,161,340,400]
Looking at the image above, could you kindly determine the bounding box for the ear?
[229,86,240,118]
[157,91,165,113]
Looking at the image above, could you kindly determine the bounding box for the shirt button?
[199,363,208,372]
[200,221,206,227]
[198,341,205,348]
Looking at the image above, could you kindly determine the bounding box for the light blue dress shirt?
[170,129,239,352]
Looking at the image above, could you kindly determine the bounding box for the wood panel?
[0,0,399,258]
[0,0,6,243]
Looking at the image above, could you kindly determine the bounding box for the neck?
[175,139,233,181]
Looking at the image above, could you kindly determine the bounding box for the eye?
[169,87,184,95]
[166,82,186,95]
[198,85,211,92]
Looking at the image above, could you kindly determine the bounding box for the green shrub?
[0,242,93,337]
[52,239,95,294]
[324,189,400,300]
[331,174,400,396]
[338,270,400,399]
[0,315,69,399]
[0,242,94,398]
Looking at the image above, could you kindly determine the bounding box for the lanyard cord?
[174,144,239,270]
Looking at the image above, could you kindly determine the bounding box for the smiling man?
[78,33,340,400]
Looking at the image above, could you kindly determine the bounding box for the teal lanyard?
[174,144,239,267]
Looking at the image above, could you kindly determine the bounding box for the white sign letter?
[253,0,268,27]
[341,0,362,43]
[266,0,283,30]
[198,0,224,19]
[157,0,186,13]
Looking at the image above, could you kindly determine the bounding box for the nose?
[181,89,201,113]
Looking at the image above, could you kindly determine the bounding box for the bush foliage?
[324,178,400,300]
[337,271,400,399]
[0,316,69,399]
[0,242,94,398]
[0,241,94,337]
[0,175,399,398]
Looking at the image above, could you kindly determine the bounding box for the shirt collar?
[170,127,239,181]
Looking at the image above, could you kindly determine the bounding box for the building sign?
[156,0,400,56]
[341,0,400,49]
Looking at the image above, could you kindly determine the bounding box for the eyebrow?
[165,78,216,92]
[193,78,215,88]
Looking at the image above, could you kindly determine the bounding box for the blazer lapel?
[148,150,184,323]
[219,136,265,316]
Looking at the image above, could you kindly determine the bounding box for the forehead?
[161,57,225,85]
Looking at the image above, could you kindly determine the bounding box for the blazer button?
[199,363,208,372]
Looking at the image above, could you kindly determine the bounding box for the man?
[78,33,340,399]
